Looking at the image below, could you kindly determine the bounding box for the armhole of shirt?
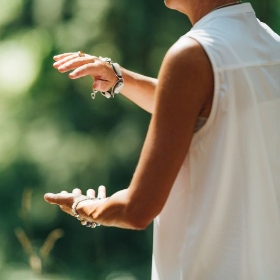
[185,34,221,145]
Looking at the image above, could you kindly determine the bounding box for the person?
[44,0,280,279]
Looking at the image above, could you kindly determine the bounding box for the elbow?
[128,217,151,230]
[125,203,153,230]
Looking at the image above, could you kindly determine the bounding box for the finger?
[72,188,82,195]
[93,80,112,92]
[69,63,102,79]
[53,53,77,62]
[61,190,68,194]
[57,57,96,73]
[98,185,106,199]
[53,53,79,68]
[86,189,96,198]
[44,193,70,205]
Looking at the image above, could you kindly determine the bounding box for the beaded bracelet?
[72,196,100,228]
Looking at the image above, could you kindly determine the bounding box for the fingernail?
[58,66,65,71]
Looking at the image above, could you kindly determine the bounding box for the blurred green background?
[0,0,279,279]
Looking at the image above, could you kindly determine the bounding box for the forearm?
[121,68,157,114]
[76,189,147,230]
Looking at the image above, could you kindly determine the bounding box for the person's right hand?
[53,52,118,93]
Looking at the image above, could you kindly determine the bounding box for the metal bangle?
[72,196,101,227]
[72,196,91,219]
[91,57,124,99]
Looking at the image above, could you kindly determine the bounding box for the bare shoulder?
[157,36,214,116]
[163,36,212,72]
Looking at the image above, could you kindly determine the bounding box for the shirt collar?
[192,3,255,29]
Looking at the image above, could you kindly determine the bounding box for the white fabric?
[152,3,280,280]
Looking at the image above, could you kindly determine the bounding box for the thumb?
[93,79,111,92]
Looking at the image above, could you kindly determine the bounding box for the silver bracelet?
[91,56,124,100]
[72,196,100,228]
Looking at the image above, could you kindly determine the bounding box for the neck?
[183,0,241,25]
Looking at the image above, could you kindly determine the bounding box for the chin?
[164,0,182,11]
[164,0,187,15]
[164,0,175,9]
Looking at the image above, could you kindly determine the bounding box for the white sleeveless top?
[152,3,280,280]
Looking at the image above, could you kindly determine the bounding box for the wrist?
[92,57,124,99]
[76,200,93,220]
[76,199,105,221]
[119,67,134,95]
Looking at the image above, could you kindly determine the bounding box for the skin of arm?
[120,69,157,114]
[45,37,214,230]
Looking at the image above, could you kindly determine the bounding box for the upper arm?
[126,37,214,228]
